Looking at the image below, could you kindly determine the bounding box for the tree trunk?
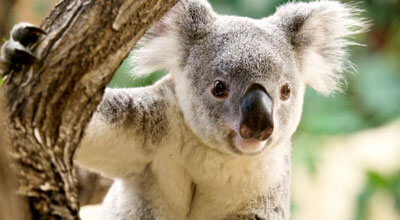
[0,2,27,220]
[1,0,179,219]
[0,101,31,220]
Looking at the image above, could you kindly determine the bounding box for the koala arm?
[75,75,177,179]
[1,23,178,179]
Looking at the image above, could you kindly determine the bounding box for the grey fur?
[1,0,367,219]
[97,84,172,147]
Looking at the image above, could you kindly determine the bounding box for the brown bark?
[1,0,179,219]
[0,100,31,220]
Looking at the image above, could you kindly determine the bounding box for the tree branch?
[1,0,179,219]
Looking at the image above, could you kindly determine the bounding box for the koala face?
[133,0,366,155]
[175,17,305,155]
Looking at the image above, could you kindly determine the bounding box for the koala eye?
[280,83,291,101]
[211,80,229,98]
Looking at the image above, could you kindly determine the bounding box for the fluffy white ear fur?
[273,0,369,95]
[131,0,215,77]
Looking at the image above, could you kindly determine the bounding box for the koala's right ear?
[131,0,216,76]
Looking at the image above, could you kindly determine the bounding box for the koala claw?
[0,22,44,74]
[11,23,47,46]
[224,214,265,220]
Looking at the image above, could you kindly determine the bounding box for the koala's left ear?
[272,1,368,95]
[132,0,216,76]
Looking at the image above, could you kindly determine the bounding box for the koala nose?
[239,85,274,141]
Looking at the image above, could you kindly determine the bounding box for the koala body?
[76,1,366,218]
[0,0,367,219]
[77,74,292,219]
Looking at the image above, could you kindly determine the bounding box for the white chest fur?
[150,136,291,219]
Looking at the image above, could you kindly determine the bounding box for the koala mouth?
[227,131,271,155]
[234,135,268,154]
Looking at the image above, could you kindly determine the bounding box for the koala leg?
[0,23,46,74]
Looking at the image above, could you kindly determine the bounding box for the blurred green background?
[2,0,400,219]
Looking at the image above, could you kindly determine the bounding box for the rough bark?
[0,101,31,220]
[1,0,179,219]
[0,4,23,219]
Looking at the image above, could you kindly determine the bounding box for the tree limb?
[1,0,179,219]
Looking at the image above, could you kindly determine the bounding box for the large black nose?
[239,85,273,141]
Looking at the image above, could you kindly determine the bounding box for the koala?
[0,0,367,219]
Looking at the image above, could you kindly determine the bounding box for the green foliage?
[298,52,400,136]
[353,54,400,125]
[300,89,368,135]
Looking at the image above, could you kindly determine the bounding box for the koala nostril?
[256,126,274,141]
[239,123,273,141]
[240,125,254,139]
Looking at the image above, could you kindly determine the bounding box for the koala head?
[133,0,367,155]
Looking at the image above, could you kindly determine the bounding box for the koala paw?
[224,214,265,220]
[0,22,46,74]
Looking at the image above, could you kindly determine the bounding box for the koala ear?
[131,0,215,76]
[272,1,368,95]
